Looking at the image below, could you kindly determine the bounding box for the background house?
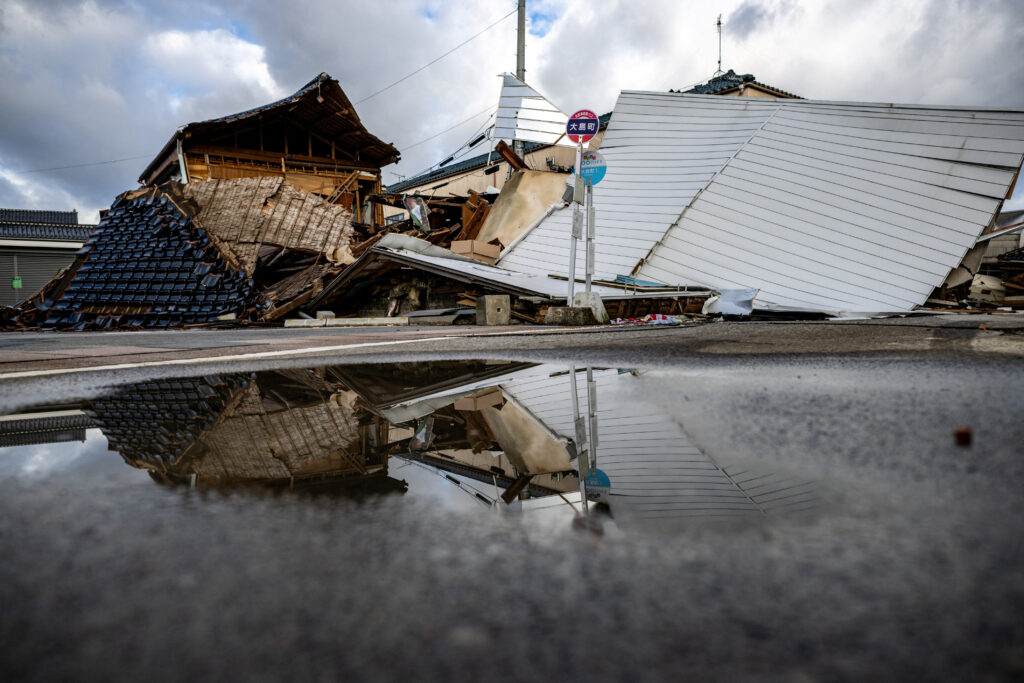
[0,209,94,306]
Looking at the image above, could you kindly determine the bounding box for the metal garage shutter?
[0,248,78,306]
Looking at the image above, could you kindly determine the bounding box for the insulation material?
[475,169,570,248]
[479,393,571,475]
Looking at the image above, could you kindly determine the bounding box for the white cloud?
[144,29,284,100]
[0,0,1021,219]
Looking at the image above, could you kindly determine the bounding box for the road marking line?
[0,329,569,381]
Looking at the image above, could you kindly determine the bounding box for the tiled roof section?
[0,208,78,224]
[0,208,95,241]
[676,69,801,98]
[0,413,94,448]
[86,375,249,468]
[42,189,262,330]
[387,112,612,194]
[0,223,95,241]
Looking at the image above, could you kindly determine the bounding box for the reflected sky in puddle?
[0,360,819,532]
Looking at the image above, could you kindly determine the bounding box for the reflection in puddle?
[0,360,817,528]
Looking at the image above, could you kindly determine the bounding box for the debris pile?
[926,242,1024,311]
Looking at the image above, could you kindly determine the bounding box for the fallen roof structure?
[498,91,1024,314]
[11,177,360,330]
[309,233,710,322]
[492,73,575,148]
[139,72,398,228]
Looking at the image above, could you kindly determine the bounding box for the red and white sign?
[566,109,599,144]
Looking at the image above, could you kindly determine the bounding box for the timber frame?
[139,73,399,228]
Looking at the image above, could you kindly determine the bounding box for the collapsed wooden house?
[139,72,399,227]
[3,73,411,330]
[87,369,400,492]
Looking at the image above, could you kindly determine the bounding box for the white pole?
[569,364,589,513]
[586,366,598,467]
[568,140,583,303]
[585,180,595,294]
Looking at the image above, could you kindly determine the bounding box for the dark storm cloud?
[729,1,772,40]
[728,0,796,41]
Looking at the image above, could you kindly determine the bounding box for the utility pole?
[715,14,724,76]
[514,0,526,162]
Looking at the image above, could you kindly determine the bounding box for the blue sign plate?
[579,150,607,185]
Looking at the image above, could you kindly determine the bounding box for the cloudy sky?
[2,0,1023,223]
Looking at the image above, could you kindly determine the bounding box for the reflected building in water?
[74,360,816,524]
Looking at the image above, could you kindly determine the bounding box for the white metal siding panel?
[500,91,774,280]
[493,74,574,148]
[635,94,1024,312]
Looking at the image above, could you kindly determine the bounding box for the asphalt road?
[1,313,1023,411]
[1,317,1023,680]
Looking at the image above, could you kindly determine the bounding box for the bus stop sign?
[566,110,599,144]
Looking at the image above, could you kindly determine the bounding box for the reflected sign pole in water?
[569,363,588,513]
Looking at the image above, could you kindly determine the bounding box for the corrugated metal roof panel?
[499,91,774,280]
[635,94,1024,312]
[500,90,1024,312]
[493,74,574,148]
[500,369,765,523]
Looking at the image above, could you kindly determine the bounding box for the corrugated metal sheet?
[499,93,780,279]
[493,74,574,148]
[636,95,1024,312]
[501,91,1024,313]
[361,236,699,301]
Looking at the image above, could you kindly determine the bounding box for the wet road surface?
[1,353,1022,680]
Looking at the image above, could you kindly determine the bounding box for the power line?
[353,8,517,105]
[385,106,496,183]
[5,155,152,175]
[7,11,515,178]
[399,105,495,153]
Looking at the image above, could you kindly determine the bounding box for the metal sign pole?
[585,180,595,294]
[569,363,589,513]
[586,365,598,469]
[568,140,583,304]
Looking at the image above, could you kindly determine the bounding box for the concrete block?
[284,318,326,328]
[325,317,409,327]
[476,295,511,326]
[544,306,599,326]
[572,292,610,324]
[315,310,336,319]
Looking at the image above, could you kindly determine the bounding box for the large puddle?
[2,358,1022,678]
[0,361,817,529]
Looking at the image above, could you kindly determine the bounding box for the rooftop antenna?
[714,14,724,76]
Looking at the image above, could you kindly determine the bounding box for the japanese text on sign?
[567,109,599,144]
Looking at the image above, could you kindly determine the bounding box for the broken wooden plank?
[495,140,527,171]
